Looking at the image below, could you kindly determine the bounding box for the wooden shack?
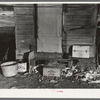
[14,4,98,65]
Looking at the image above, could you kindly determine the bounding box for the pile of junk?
[0,45,100,86]
[32,58,100,85]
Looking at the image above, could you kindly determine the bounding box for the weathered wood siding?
[14,4,97,59]
[63,4,97,56]
[14,4,35,59]
[0,27,14,36]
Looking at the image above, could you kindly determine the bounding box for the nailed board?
[37,4,62,53]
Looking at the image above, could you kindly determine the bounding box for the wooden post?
[95,5,99,68]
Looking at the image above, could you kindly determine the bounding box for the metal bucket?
[1,61,18,77]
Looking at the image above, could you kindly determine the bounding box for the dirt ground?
[38,75,100,88]
[0,72,100,89]
[0,57,98,89]
[0,73,39,89]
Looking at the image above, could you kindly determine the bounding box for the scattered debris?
[8,57,98,88]
[50,80,57,83]
[88,80,100,84]
[10,86,18,89]
[54,84,59,88]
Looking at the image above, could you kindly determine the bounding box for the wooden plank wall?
[63,4,97,56]
[14,4,35,59]
[0,27,14,35]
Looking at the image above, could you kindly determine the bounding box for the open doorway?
[0,5,15,62]
[37,4,62,53]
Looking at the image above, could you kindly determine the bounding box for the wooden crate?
[72,45,94,58]
[43,66,61,77]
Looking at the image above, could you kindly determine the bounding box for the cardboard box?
[72,45,94,58]
[43,66,61,77]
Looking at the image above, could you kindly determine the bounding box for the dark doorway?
[0,5,15,62]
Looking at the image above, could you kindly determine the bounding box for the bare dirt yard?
[0,72,99,89]
[0,58,99,89]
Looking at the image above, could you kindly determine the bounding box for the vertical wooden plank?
[93,5,98,64]
[14,4,35,59]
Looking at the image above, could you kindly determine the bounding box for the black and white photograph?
[0,3,99,90]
